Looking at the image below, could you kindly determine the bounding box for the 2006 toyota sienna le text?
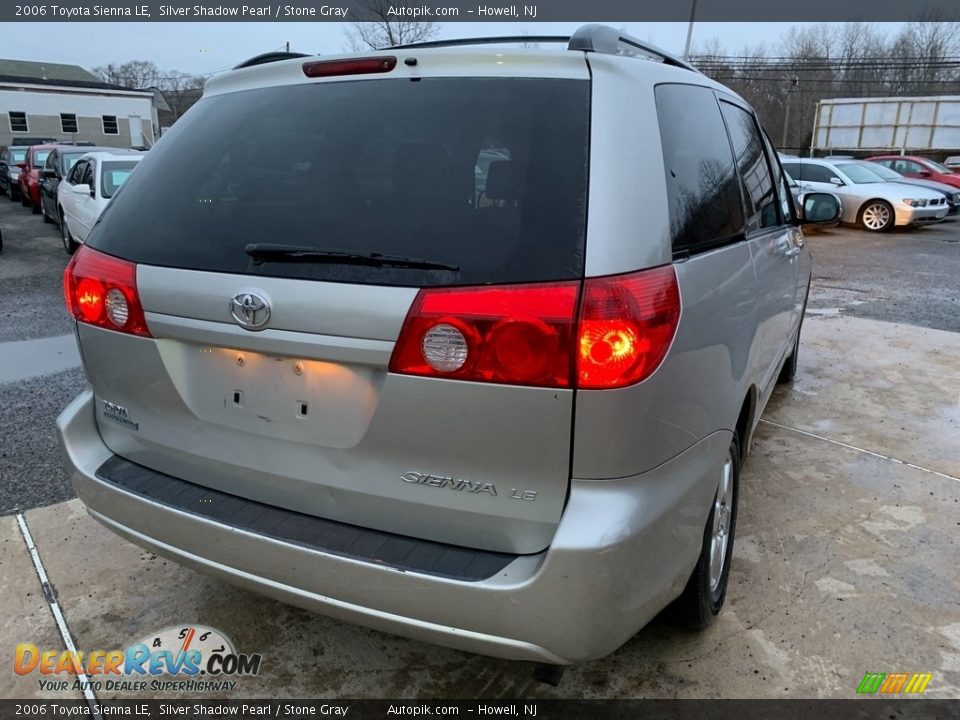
[57,25,839,668]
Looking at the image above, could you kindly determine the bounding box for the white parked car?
[57,151,143,254]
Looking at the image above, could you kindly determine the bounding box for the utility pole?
[285,41,290,52]
[782,77,799,151]
[682,0,698,59]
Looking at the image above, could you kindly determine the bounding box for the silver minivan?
[57,25,838,671]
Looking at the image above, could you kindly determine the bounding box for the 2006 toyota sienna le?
[57,25,839,671]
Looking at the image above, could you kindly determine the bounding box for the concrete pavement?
[4,312,958,699]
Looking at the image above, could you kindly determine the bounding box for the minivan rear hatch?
[77,56,591,555]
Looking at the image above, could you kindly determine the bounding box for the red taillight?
[389,282,579,388]
[389,266,681,390]
[63,246,150,337]
[577,266,680,389]
[302,56,397,78]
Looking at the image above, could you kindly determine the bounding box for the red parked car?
[867,154,960,190]
[17,144,60,214]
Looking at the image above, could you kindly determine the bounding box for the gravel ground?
[0,194,74,342]
[804,219,960,332]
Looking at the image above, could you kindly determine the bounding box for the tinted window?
[835,163,885,184]
[32,151,50,168]
[760,131,792,221]
[720,102,778,233]
[655,84,744,254]
[88,78,590,287]
[100,160,139,198]
[783,163,835,184]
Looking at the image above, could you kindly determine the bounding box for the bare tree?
[94,60,207,122]
[344,0,438,50]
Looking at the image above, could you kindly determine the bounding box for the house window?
[61,113,78,134]
[102,115,119,134]
[9,111,28,133]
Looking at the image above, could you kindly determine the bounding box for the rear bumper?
[58,390,728,664]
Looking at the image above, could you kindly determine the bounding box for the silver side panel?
[573,239,793,479]
[581,56,673,277]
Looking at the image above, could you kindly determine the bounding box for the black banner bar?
[0,700,959,720]
[3,0,960,22]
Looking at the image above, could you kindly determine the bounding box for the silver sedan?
[781,158,949,232]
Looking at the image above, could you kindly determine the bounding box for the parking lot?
[1,198,958,700]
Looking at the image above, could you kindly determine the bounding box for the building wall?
[0,84,155,148]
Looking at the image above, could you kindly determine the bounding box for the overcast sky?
[4,22,907,79]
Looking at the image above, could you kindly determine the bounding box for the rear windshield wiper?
[244,243,459,272]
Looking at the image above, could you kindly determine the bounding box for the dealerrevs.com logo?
[14,625,262,693]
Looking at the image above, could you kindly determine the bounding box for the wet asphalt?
[0,197,958,515]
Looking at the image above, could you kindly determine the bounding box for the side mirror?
[71,183,92,196]
[42,168,56,179]
[799,192,841,224]
[15,161,27,169]
[829,177,844,186]
[918,170,932,177]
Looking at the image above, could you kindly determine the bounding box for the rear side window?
[783,162,834,184]
[719,101,779,233]
[655,84,744,255]
[100,160,139,198]
[87,78,590,287]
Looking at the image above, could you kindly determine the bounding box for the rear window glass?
[87,78,590,287]
[654,84,744,255]
[63,153,86,172]
[100,160,140,198]
[32,151,50,167]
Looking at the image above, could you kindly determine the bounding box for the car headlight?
[903,198,927,207]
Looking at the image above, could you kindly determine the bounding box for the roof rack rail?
[388,24,701,75]
[234,51,309,70]
[391,36,569,50]
[568,24,701,74]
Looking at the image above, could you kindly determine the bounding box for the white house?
[0,59,167,149]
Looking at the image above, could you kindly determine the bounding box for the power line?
[708,74,960,85]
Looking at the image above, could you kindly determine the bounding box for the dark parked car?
[40,146,111,225]
[0,147,28,201]
[18,144,60,214]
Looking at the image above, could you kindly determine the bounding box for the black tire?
[31,199,40,215]
[0,227,4,253]
[61,213,78,255]
[42,204,52,223]
[859,200,894,233]
[8,188,18,202]
[672,433,740,630]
